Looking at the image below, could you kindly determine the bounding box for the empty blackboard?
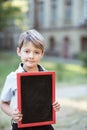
[17,71,55,128]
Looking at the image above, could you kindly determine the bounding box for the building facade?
[29,0,87,58]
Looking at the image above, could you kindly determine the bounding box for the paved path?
[56,84,87,98]
[54,84,87,130]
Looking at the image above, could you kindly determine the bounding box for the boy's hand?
[52,101,61,112]
[11,109,23,122]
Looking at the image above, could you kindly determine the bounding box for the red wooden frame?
[17,71,56,128]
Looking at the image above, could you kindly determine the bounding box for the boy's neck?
[23,65,39,72]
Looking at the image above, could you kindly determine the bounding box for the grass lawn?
[41,58,87,86]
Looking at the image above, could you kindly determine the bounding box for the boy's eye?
[25,50,29,53]
[35,51,40,54]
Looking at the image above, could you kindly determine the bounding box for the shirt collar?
[16,63,46,73]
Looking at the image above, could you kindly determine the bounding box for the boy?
[0,29,60,130]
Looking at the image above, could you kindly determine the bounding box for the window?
[64,0,72,24]
[49,36,55,50]
[81,37,87,52]
[83,0,87,19]
[38,1,44,27]
[50,0,58,25]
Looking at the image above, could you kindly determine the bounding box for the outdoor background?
[0,0,87,130]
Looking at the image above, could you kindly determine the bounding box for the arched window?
[62,37,70,58]
[81,37,87,52]
[49,36,55,51]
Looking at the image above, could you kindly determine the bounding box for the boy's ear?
[17,47,21,57]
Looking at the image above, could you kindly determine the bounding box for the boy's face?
[17,41,44,71]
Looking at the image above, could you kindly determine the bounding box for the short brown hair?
[18,29,45,52]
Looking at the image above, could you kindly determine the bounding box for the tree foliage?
[0,0,22,31]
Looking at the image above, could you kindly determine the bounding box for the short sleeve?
[0,72,16,102]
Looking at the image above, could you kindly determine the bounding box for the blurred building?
[29,0,87,58]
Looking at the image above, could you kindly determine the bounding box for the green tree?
[0,0,22,31]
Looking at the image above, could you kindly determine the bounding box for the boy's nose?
[29,52,34,58]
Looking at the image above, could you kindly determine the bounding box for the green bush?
[79,52,87,67]
[78,52,87,74]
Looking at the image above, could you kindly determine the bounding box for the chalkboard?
[17,72,55,128]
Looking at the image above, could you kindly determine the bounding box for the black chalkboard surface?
[17,72,55,128]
